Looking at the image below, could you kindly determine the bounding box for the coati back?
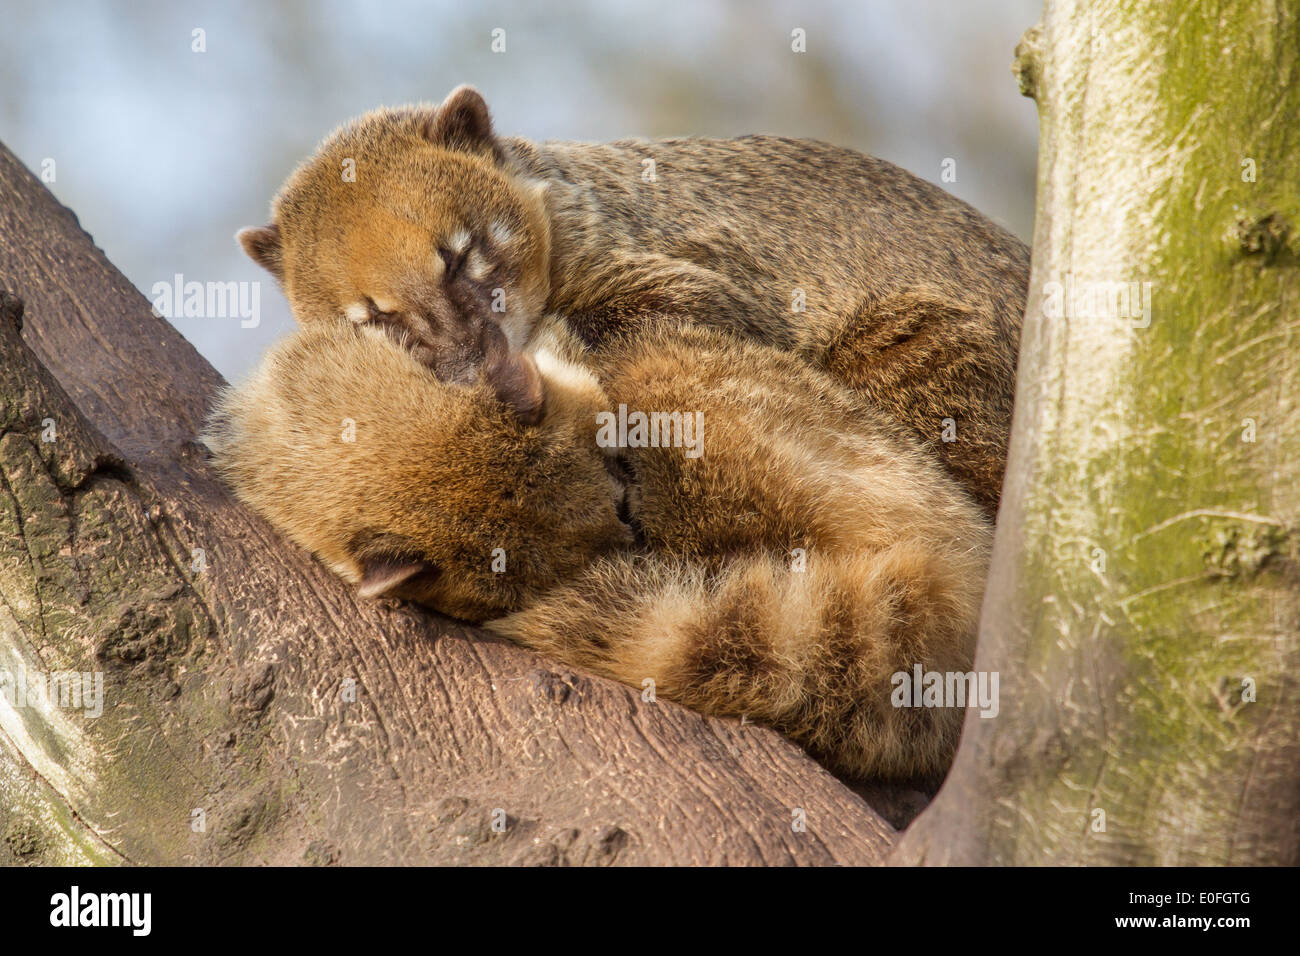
[205,316,992,780]
[237,87,1029,515]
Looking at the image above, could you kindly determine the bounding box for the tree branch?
[0,142,898,866]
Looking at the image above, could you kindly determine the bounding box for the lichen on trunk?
[897,0,1300,865]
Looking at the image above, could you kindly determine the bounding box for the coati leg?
[816,288,1021,518]
[486,543,980,782]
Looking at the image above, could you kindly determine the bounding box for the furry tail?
[486,542,984,781]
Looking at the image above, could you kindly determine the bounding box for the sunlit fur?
[206,317,992,781]
[245,98,552,353]
[239,86,1029,515]
[204,321,630,622]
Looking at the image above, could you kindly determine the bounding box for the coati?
[236,87,1029,515]
[204,315,992,781]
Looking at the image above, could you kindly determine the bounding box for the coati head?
[204,318,632,623]
[237,86,551,368]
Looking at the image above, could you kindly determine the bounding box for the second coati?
[204,315,992,781]
[236,87,1029,515]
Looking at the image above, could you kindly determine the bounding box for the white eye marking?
[343,302,369,323]
[489,220,514,247]
[465,248,492,281]
[445,227,472,254]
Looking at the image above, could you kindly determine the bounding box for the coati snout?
[366,309,545,426]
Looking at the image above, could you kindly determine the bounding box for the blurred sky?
[0,0,1042,381]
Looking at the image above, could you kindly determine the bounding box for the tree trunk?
[894,0,1300,865]
[0,142,900,866]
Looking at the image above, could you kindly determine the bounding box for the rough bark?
[0,142,900,866]
[894,0,1300,865]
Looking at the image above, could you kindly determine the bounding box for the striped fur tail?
[487,539,984,781]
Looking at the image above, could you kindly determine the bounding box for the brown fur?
[238,87,1029,515]
[205,317,991,780]
[204,319,628,622]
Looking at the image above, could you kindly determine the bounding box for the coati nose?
[439,245,469,281]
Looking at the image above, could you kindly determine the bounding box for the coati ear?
[356,554,439,600]
[237,224,284,281]
[480,322,545,425]
[422,86,504,161]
